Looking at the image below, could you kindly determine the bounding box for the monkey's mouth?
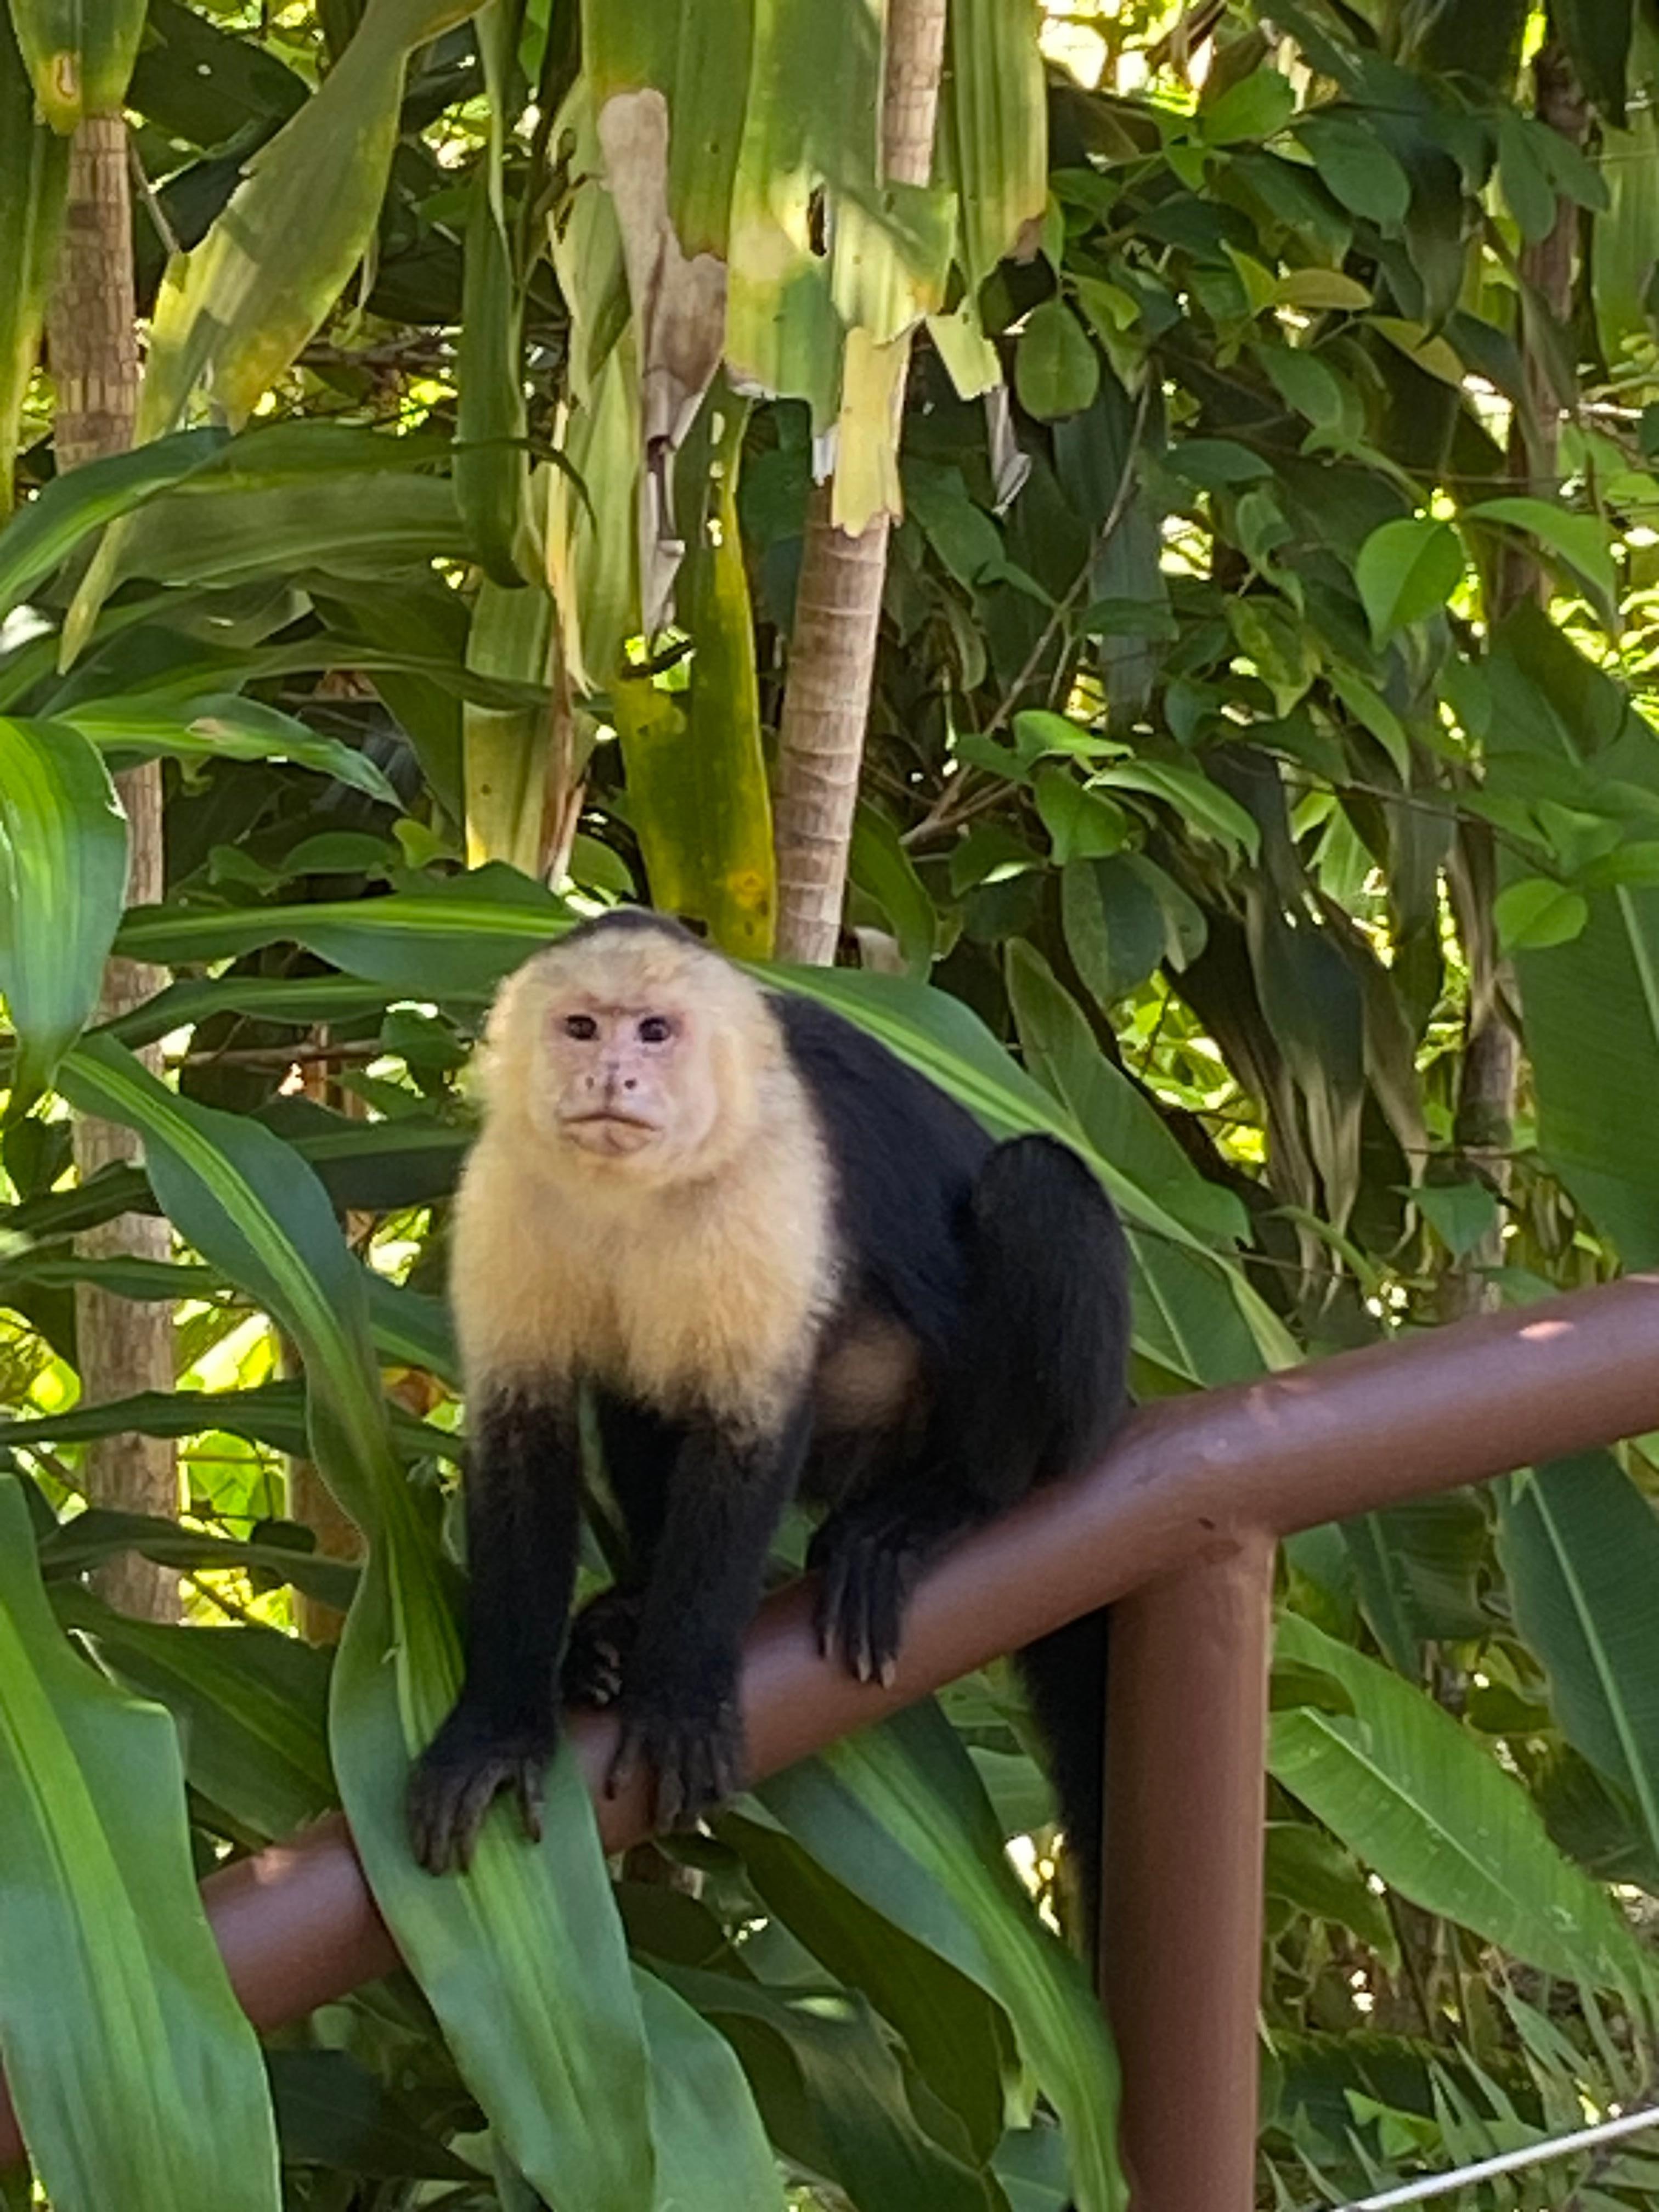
[561,1111,662,1155]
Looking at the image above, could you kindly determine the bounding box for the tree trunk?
[49,117,178,1620]
[1444,34,1586,1322]
[770,0,949,964]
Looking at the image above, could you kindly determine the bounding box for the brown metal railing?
[7,1274,1659,2206]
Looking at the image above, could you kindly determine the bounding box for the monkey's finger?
[815,1545,854,1665]
[515,1760,545,1844]
[453,1761,509,1872]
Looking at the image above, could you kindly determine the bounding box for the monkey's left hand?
[605,1675,746,1830]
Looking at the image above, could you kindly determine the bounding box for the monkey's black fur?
[411,919,1131,1944]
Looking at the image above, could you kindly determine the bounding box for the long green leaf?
[58,1035,659,2212]
[0,6,67,511]
[1488,606,1659,1261]
[136,0,483,438]
[54,1589,336,1842]
[0,1475,281,2212]
[1271,1614,1645,1997]
[54,691,400,804]
[635,1970,787,2212]
[760,1702,1128,2212]
[1498,1454,1659,1867]
[656,1961,1000,2211]
[0,715,127,1112]
[0,427,229,622]
[5,0,145,128]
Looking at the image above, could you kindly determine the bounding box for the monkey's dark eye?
[563,1013,599,1041]
[637,1015,674,1045]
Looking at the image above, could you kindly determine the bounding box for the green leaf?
[0,1475,281,2212]
[761,1703,1128,2212]
[1494,876,1589,953]
[1088,761,1262,860]
[1006,939,1249,1246]
[1498,1454,1659,1867]
[0,8,66,510]
[136,0,483,437]
[724,1809,1011,2164]
[117,868,569,996]
[1413,1178,1500,1260]
[455,165,530,588]
[53,691,400,804]
[1465,495,1620,630]
[657,1962,995,2211]
[1034,769,1130,864]
[634,1971,787,2212]
[54,1590,336,1843]
[1296,115,1410,228]
[1271,1614,1645,1996]
[1015,301,1101,421]
[1487,606,1659,1261]
[617,392,776,957]
[0,427,229,623]
[57,1038,659,2212]
[7,0,146,128]
[0,716,127,1113]
[1200,68,1295,145]
[1353,516,1463,644]
[850,803,938,973]
[1265,1820,1397,1961]
[1060,853,1166,1005]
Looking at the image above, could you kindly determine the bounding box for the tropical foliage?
[7,0,1659,2205]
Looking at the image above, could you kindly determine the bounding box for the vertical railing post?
[1101,1530,1276,2212]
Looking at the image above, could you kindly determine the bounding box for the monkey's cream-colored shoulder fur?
[450,935,837,1431]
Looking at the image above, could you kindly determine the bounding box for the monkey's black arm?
[408,1389,582,1874]
[610,1402,812,1826]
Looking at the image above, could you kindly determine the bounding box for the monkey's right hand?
[408,1702,558,1875]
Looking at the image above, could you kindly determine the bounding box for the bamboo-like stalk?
[48,117,178,1623]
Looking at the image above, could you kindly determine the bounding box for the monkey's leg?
[608,1402,810,1827]
[409,1391,580,1875]
[563,1395,682,1708]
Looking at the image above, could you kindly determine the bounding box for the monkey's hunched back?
[413,912,1131,1956]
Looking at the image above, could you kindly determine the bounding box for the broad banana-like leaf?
[614,388,776,955]
[1272,1615,1648,2002]
[0,9,67,506]
[6,0,145,129]
[59,1038,661,2212]
[0,715,127,1115]
[0,1476,281,2212]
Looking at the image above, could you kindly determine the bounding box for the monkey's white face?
[538,996,721,1171]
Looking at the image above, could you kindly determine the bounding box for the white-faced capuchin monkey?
[409,910,1131,1945]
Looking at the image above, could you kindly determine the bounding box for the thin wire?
[1325,2103,1659,2211]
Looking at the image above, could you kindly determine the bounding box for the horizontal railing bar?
[5,1273,1659,2170]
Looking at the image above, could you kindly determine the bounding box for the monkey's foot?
[408,1708,557,1875]
[809,1497,958,1686]
[605,1683,746,1830]
[562,1585,645,1708]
